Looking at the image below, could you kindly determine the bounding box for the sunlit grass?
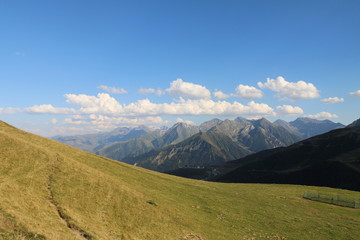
[1,121,360,240]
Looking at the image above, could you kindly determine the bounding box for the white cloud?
[121,99,274,116]
[63,93,275,117]
[305,112,339,119]
[138,88,164,96]
[65,93,122,114]
[350,90,360,97]
[321,97,344,104]
[258,76,320,100]
[213,90,232,99]
[175,118,195,125]
[166,79,211,99]
[25,104,76,114]
[276,105,304,115]
[235,84,263,99]
[97,85,128,94]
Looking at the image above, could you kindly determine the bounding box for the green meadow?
[1,120,360,240]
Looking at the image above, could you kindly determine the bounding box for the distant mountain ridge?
[54,117,345,172]
[284,117,344,138]
[212,121,360,191]
[96,122,199,162]
[119,118,303,172]
[53,125,153,152]
[125,130,252,172]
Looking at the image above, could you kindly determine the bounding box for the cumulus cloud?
[235,84,263,99]
[350,90,360,97]
[276,105,304,115]
[65,93,122,114]
[25,104,76,114]
[97,85,128,94]
[138,88,164,96]
[258,76,320,100]
[166,79,211,99]
[122,99,275,116]
[213,90,232,99]
[321,97,344,104]
[305,112,339,119]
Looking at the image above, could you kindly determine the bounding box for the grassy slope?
[1,121,360,240]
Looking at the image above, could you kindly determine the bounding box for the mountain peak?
[162,122,199,145]
[169,122,190,129]
[234,117,250,125]
[199,118,223,132]
[251,118,271,127]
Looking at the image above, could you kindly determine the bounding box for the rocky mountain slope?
[96,122,199,161]
[212,122,360,191]
[123,118,301,172]
[55,117,344,173]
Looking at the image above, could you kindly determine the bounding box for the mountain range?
[124,118,302,171]
[54,117,344,172]
[211,120,360,191]
[274,117,344,138]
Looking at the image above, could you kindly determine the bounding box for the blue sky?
[1,0,359,136]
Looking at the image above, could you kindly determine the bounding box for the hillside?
[127,131,252,172]
[234,118,301,152]
[213,126,360,191]
[1,120,360,239]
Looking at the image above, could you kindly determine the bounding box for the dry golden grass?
[1,120,360,240]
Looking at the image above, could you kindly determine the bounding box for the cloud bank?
[1,77,343,136]
[63,93,275,116]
